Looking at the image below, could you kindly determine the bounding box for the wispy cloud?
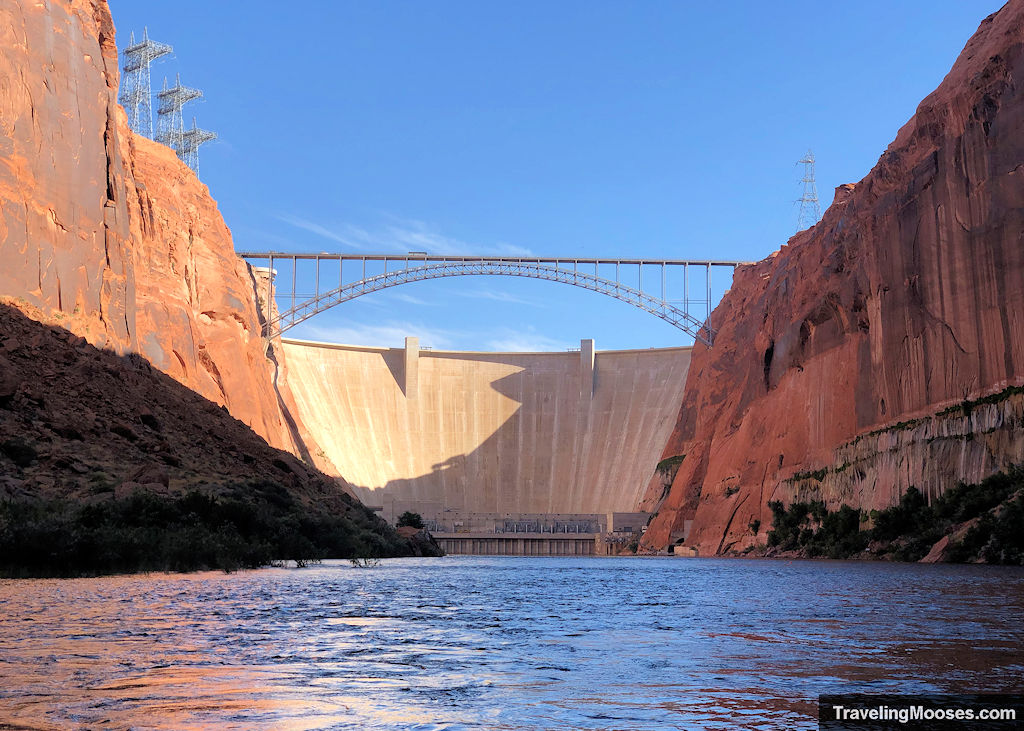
[484,326,571,352]
[291,319,571,353]
[276,212,534,258]
[380,219,468,255]
[347,291,436,310]
[234,226,298,248]
[297,320,460,350]
[390,292,435,306]
[452,289,543,307]
[380,216,535,257]
[493,242,534,257]
[275,214,375,250]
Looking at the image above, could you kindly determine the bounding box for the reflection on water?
[1,558,1022,730]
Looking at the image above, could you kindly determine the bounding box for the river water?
[1,557,1022,730]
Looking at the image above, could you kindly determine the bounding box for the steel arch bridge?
[238,252,749,346]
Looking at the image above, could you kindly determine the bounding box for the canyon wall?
[281,338,691,516]
[642,1,1024,554]
[0,0,303,452]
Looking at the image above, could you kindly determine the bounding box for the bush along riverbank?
[0,481,442,578]
[759,467,1024,564]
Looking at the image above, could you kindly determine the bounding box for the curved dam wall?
[280,338,691,516]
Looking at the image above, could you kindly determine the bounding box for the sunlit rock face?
[642,2,1024,554]
[0,0,304,452]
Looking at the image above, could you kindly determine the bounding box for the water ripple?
[0,557,1022,729]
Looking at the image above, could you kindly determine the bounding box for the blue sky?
[109,1,1004,351]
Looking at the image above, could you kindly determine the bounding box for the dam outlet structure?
[280,336,693,555]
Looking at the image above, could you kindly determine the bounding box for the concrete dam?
[281,337,691,553]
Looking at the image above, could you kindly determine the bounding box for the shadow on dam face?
[280,338,691,520]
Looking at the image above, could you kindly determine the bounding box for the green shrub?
[397,511,424,529]
[656,455,685,473]
[0,479,432,577]
[871,486,931,542]
[765,468,1024,564]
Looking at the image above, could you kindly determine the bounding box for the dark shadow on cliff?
[246,264,319,466]
[264,339,316,465]
[0,303,440,576]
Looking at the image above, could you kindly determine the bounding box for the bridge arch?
[241,253,747,346]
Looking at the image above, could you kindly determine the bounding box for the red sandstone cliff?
[0,1,305,454]
[642,1,1024,555]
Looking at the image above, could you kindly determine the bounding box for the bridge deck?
[239,251,752,267]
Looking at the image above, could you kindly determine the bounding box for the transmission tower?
[118,28,172,139]
[155,73,203,154]
[179,117,217,173]
[796,149,822,231]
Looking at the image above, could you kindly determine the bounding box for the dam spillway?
[281,337,691,540]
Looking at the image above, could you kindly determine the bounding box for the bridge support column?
[404,336,419,399]
[580,338,595,400]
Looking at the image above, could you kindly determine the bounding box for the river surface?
[1,557,1023,730]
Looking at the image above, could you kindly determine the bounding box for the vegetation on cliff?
[764,467,1024,564]
[0,303,441,577]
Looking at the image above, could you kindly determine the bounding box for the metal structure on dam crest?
[239,252,749,346]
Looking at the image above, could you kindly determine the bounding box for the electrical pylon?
[155,73,202,153]
[118,28,172,138]
[179,117,217,174]
[796,150,822,231]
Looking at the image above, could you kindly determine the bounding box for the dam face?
[281,338,691,539]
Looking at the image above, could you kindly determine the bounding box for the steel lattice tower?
[180,117,217,173]
[796,149,822,231]
[118,28,172,139]
[155,73,203,154]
